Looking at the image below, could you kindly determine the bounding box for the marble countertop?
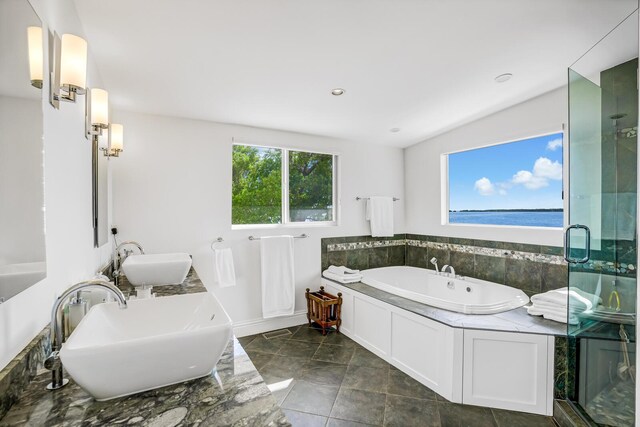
[322,278,567,336]
[0,270,290,426]
[115,267,207,297]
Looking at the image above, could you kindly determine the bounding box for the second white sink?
[122,253,192,286]
[59,292,232,400]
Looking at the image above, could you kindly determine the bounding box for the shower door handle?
[563,224,591,264]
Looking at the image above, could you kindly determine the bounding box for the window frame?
[441,130,566,230]
[231,142,339,229]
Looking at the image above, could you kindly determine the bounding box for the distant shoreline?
[449,208,563,213]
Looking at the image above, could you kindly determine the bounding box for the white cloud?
[533,157,562,180]
[474,177,495,196]
[511,170,549,190]
[546,138,563,151]
[510,157,562,190]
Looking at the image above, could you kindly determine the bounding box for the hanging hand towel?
[213,247,236,287]
[366,196,394,237]
[260,235,295,318]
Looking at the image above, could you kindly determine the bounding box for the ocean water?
[449,211,563,228]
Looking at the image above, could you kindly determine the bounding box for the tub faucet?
[441,265,456,277]
[429,257,439,274]
[45,280,127,391]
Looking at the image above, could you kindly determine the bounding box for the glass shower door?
[567,12,638,427]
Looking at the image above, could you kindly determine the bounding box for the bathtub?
[0,261,46,302]
[360,266,529,314]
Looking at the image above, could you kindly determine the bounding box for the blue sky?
[448,132,563,211]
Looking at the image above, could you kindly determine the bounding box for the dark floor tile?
[330,388,387,425]
[384,395,440,427]
[387,369,436,400]
[238,334,259,347]
[438,402,497,427]
[327,418,376,427]
[314,344,356,364]
[350,348,389,370]
[244,336,287,354]
[492,409,556,427]
[301,360,348,387]
[269,378,296,406]
[245,350,274,370]
[279,340,321,358]
[323,333,358,348]
[342,365,388,393]
[282,409,328,427]
[282,380,339,416]
[258,355,308,385]
[291,325,327,343]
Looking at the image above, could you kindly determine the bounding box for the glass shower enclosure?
[567,11,638,426]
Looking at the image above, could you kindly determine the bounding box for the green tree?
[232,146,334,224]
[232,146,282,224]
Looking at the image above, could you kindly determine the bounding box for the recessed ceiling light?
[331,88,345,96]
[495,73,513,83]
[390,128,401,133]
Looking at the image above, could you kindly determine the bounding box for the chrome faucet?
[45,280,127,390]
[441,265,456,277]
[429,257,439,274]
[113,241,145,284]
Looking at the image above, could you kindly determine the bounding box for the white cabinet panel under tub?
[462,330,554,415]
[390,310,462,402]
[321,278,556,415]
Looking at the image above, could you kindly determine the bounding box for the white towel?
[530,287,601,312]
[366,196,394,237]
[322,270,362,284]
[213,248,236,288]
[260,236,295,318]
[327,265,360,275]
[527,304,579,325]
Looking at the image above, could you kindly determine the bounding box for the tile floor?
[239,324,559,427]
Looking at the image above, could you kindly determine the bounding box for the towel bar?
[210,237,224,251]
[248,234,308,240]
[356,196,400,201]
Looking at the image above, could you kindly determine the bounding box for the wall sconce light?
[27,26,43,89]
[102,123,124,157]
[49,32,88,108]
[86,88,109,138]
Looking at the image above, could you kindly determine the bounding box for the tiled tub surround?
[0,270,290,426]
[322,234,568,297]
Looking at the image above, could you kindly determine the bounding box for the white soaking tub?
[361,266,529,314]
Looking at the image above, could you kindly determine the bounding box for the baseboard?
[233,310,308,337]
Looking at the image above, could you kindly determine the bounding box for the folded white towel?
[530,301,584,315]
[527,304,579,325]
[213,247,236,288]
[327,265,360,275]
[366,196,394,237]
[260,236,295,318]
[530,287,601,312]
[323,270,362,284]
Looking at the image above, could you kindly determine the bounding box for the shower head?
[430,257,437,265]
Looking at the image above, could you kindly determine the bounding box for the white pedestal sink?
[59,292,232,400]
[121,253,192,286]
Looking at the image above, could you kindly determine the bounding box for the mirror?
[0,0,46,302]
[94,138,108,247]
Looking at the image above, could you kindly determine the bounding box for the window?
[232,144,336,226]
[446,132,563,228]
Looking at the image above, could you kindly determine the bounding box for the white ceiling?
[73,0,638,148]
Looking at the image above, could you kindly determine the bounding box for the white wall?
[0,0,112,370]
[404,87,567,247]
[111,110,404,332]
